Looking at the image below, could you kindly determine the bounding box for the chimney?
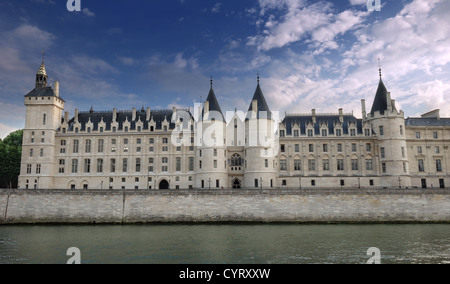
[361,99,366,118]
[113,108,117,122]
[146,107,151,121]
[387,92,392,112]
[391,100,397,111]
[312,109,316,124]
[74,109,79,123]
[132,108,136,121]
[339,108,344,123]
[204,101,210,114]
[252,100,258,118]
[54,81,60,97]
[64,111,69,123]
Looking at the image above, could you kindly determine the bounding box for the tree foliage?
[0,130,23,188]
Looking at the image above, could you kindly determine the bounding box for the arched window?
[231,154,242,167]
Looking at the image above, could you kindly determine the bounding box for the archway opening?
[232,179,241,189]
[159,180,169,190]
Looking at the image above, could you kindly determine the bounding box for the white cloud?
[82,8,95,17]
[248,1,367,53]
[0,123,19,140]
[243,0,450,119]
[212,2,222,14]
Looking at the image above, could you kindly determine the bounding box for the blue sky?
[1,0,450,139]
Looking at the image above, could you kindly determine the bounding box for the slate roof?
[203,86,224,119]
[282,115,364,136]
[247,83,272,119]
[25,87,58,98]
[370,79,388,115]
[405,117,450,127]
[66,109,192,132]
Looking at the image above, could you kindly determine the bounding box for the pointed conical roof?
[247,78,272,119]
[202,79,224,119]
[370,77,388,115]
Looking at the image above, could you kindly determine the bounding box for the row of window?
[59,137,196,154]
[280,143,373,153]
[279,159,375,172]
[416,146,443,154]
[56,157,196,174]
[279,128,370,138]
[418,159,443,173]
[415,131,441,139]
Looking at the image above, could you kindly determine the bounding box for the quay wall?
[1,189,450,224]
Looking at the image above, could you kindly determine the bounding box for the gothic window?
[231,154,242,167]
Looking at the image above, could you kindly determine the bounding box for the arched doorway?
[159,180,169,190]
[232,178,241,189]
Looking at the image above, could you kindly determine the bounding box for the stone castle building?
[18,58,450,190]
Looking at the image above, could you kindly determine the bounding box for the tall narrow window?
[294,159,302,171]
[379,126,384,136]
[73,140,79,153]
[84,159,91,173]
[98,139,104,153]
[418,159,424,172]
[189,157,194,171]
[366,159,373,171]
[337,159,344,171]
[71,159,78,173]
[322,159,329,171]
[85,139,91,153]
[97,159,103,173]
[351,159,358,171]
[176,157,181,171]
[36,164,41,174]
[110,159,116,173]
[280,159,287,171]
[43,114,46,125]
[123,158,128,173]
[436,159,442,172]
[308,159,315,171]
[136,158,141,173]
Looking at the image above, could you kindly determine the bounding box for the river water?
[0,224,449,264]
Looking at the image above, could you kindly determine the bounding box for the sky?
[0,0,450,139]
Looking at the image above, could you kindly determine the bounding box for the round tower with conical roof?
[367,66,411,188]
[195,79,228,189]
[243,76,278,189]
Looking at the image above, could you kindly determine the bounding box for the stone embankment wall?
[1,189,450,224]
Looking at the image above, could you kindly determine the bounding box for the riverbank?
[1,188,450,224]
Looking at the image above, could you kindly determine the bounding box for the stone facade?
[18,60,450,190]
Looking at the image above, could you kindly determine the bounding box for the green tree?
[0,130,23,188]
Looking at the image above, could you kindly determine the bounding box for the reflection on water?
[0,224,449,264]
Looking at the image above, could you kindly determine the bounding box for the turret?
[244,75,277,189]
[195,78,228,189]
[367,63,410,188]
